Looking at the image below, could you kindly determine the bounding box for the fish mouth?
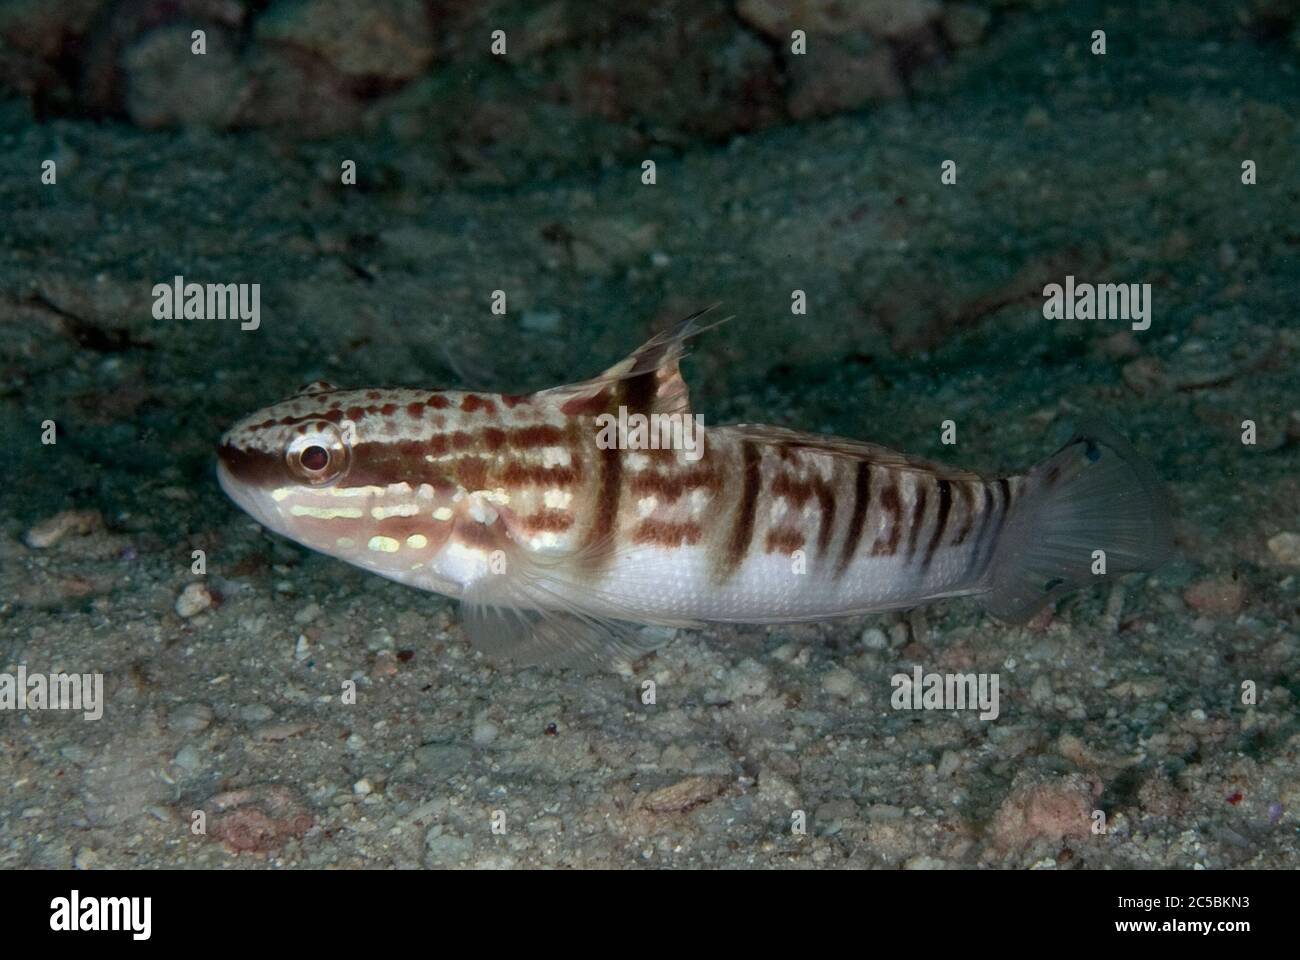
[216,457,277,532]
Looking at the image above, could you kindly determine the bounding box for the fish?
[216,311,1173,666]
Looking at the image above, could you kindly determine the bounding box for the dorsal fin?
[541,306,725,417]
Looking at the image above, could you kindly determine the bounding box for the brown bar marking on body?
[765,527,806,555]
[342,440,457,490]
[507,425,565,448]
[987,477,1013,554]
[953,480,976,545]
[976,478,1011,576]
[454,457,489,491]
[560,388,610,417]
[966,482,997,577]
[922,477,952,573]
[904,477,930,562]
[633,519,702,547]
[771,469,837,558]
[623,368,658,416]
[871,478,903,556]
[814,480,837,559]
[835,460,873,577]
[517,509,575,533]
[629,464,721,501]
[719,441,762,580]
[583,381,627,558]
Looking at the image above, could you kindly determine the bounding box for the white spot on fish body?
[290,505,364,519]
[371,503,420,519]
[543,489,572,509]
[541,446,571,468]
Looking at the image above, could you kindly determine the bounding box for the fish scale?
[218,312,1172,665]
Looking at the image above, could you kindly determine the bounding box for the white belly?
[562,541,984,624]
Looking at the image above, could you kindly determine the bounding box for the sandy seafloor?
[1,3,1299,869]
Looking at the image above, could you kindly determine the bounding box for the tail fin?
[979,422,1173,623]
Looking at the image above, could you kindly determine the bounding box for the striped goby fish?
[217,313,1171,665]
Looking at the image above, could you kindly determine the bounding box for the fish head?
[217,381,462,585]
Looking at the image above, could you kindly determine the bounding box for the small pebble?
[821,667,857,698]
[1182,577,1245,616]
[169,702,214,734]
[174,581,213,618]
[253,722,312,742]
[413,743,472,774]
[904,854,947,870]
[240,703,274,723]
[173,745,202,772]
[73,848,101,870]
[293,602,322,625]
[889,622,910,648]
[24,509,103,548]
[937,750,961,778]
[472,720,499,746]
[1030,674,1054,704]
[1266,532,1300,566]
[860,627,889,651]
[641,776,723,814]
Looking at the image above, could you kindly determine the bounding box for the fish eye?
[286,422,350,484]
[301,445,329,471]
